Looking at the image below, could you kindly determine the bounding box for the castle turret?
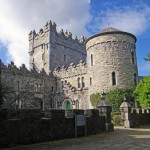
[86,27,138,95]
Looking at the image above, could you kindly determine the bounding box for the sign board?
[75,115,87,137]
[76,115,86,126]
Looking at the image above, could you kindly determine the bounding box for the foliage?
[90,89,134,111]
[90,93,100,108]
[144,52,150,61]
[105,89,133,112]
[134,76,150,108]
[111,112,121,126]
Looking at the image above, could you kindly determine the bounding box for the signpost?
[75,115,87,137]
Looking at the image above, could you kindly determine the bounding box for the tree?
[144,52,150,61]
[134,76,150,108]
[105,89,133,112]
[90,93,100,108]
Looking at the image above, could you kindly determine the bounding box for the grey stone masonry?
[29,20,87,73]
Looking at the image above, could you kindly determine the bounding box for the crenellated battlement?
[53,60,87,79]
[28,20,56,41]
[0,60,53,78]
[28,20,87,45]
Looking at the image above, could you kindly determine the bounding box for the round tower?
[86,27,138,95]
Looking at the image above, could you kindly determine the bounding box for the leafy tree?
[134,76,150,108]
[90,93,100,108]
[105,89,133,112]
[144,52,150,61]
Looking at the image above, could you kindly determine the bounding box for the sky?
[0,0,150,76]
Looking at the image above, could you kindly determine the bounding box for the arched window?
[82,77,85,88]
[38,84,42,93]
[131,52,135,64]
[134,73,137,86]
[90,77,92,86]
[78,78,80,88]
[42,53,44,60]
[51,86,54,92]
[76,100,79,109]
[66,101,71,110]
[35,83,38,92]
[112,72,116,85]
[64,55,66,62]
[91,54,93,66]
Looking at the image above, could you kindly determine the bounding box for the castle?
[0,20,138,110]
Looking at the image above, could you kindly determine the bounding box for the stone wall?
[0,108,105,148]
[0,60,56,109]
[131,109,150,127]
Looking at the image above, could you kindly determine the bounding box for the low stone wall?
[131,109,150,127]
[0,108,105,148]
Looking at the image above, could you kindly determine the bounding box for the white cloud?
[139,62,150,72]
[89,3,150,36]
[0,0,90,68]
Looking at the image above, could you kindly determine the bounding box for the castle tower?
[28,21,86,73]
[86,27,138,95]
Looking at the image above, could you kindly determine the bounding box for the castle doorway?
[66,101,71,110]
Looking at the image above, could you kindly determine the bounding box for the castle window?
[40,100,44,110]
[91,54,93,66]
[38,84,42,93]
[112,72,116,85]
[51,86,54,92]
[134,73,137,86]
[35,84,38,92]
[78,78,80,88]
[47,44,48,49]
[33,58,34,63]
[64,55,66,62]
[131,52,135,64]
[90,77,92,86]
[42,53,44,60]
[61,81,63,89]
[76,100,79,109]
[82,77,85,88]
[17,81,20,91]
[41,44,43,49]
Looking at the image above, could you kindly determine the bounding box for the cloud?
[0,0,90,68]
[88,2,150,36]
[140,62,150,71]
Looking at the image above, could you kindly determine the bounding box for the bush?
[90,93,100,108]
[111,112,121,126]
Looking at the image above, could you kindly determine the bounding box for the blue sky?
[0,0,150,76]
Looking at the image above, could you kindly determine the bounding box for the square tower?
[28,21,86,73]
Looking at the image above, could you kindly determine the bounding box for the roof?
[100,27,121,33]
[86,27,137,43]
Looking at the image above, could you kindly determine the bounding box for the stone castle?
[0,20,138,110]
